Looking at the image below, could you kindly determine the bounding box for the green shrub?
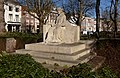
[60,63,118,78]
[97,67,118,78]
[47,70,65,78]
[0,52,118,78]
[99,31,113,38]
[0,32,43,44]
[0,53,49,78]
[61,63,97,78]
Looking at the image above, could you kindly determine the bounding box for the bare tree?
[18,0,53,33]
[96,0,100,39]
[110,0,119,37]
[101,7,115,38]
[17,0,26,5]
[62,0,79,16]
[101,7,112,31]
[61,0,95,39]
[61,0,95,24]
[78,0,83,28]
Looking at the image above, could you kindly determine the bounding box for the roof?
[4,0,20,5]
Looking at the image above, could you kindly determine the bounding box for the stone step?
[16,48,90,61]
[32,52,96,67]
[42,55,105,72]
[87,56,105,71]
[80,40,96,48]
[10,52,104,72]
[25,42,86,54]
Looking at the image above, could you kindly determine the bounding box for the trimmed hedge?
[0,32,43,44]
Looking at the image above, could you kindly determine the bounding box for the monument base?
[16,40,98,66]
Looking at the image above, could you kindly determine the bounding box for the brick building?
[81,17,96,34]
[21,6,39,33]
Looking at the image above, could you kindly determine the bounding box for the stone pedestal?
[6,38,16,52]
[16,41,96,66]
[0,38,16,52]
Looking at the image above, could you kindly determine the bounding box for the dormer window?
[9,6,12,11]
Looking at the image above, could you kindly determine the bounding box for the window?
[31,16,34,18]
[88,19,91,23]
[16,7,19,12]
[9,14,13,21]
[26,14,29,17]
[31,20,34,25]
[81,22,85,26]
[15,15,19,22]
[9,6,12,11]
[37,25,39,28]
[23,11,26,15]
[26,20,29,25]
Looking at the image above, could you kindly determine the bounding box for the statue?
[44,8,80,44]
[45,8,66,43]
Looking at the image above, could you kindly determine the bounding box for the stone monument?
[16,8,104,69]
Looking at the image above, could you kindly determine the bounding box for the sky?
[18,0,112,10]
[100,0,111,9]
[53,0,111,10]
[53,0,111,8]
[18,0,118,17]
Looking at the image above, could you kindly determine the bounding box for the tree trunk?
[78,0,83,39]
[39,21,43,33]
[40,23,43,34]
[114,0,118,37]
[110,0,118,38]
[96,0,100,39]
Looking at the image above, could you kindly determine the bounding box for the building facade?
[81,17,96,34]
[21,6,39,33]
[4,0,21,32]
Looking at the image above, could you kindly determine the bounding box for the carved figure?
[45,8,66,43]
[44,8,80,44]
